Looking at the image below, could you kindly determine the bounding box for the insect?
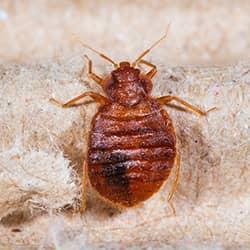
[50,26,214,213]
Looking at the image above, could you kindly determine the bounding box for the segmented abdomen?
[87,99,176,207]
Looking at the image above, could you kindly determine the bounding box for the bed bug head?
[105,61,149,107]
[112,61,140,82]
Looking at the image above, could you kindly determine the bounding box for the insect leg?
[138,59,157,79]
[157,95,216,116]
[82,55,104,85]
[80,161,87,213]
[168,150,180,215]
[50,91,109,108]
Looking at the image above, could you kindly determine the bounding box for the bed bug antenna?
[73,35,118,68]
[132,23,171,67]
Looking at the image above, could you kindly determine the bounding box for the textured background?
[0,0,249,249]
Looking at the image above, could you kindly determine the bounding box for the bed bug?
[50,26,215,213]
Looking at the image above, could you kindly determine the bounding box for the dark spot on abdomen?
[107,152,129,163]
[101,153,130,188]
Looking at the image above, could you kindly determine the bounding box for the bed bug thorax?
[50,24,215,213]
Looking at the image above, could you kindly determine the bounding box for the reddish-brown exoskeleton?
[50,26,214,213]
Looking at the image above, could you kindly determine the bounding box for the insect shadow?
[174,116,220,205]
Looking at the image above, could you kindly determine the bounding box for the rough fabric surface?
[0,59,249,249]
[0,0,249,249]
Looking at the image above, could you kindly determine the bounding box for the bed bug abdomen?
[87,99,176,207]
